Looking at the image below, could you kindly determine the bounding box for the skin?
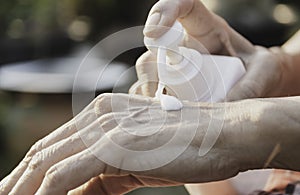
[1,94,300,195]
[1,0,300,194]
[131,0,300,100]
[264,170,300,192]
[129,0,300,193]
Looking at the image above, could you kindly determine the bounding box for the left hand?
[0,93,253,195]
[1,94,300,194]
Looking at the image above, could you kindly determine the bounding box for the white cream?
[160,94,183,111]
[155,82,183,111]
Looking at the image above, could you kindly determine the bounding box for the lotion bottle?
[144,21,246,103]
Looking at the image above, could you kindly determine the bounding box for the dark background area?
[0,0,156,66]
[0,0,299,66]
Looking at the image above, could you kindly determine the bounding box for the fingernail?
[146,12,161,26]
[144,12,161,36]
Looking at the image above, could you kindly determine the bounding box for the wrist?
[225,99,272,171]
[233,97,300,172]
[262,97,300,171]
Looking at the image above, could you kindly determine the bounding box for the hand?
[0,93,275,195]
[264,169,300,192]
[130,0,291,101]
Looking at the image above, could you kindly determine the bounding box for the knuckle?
[0,177,8,192]
[28,151,44,171]
[136,51,154,67]
[94,93,113,116]
[95,93,112,106]
[135,54,145,68]
[217,16,229,28]
[25,140,43,159]
[135,53,157,80]
[44,166,61,186]
[98,113,118,131]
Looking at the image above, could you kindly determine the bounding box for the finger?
[0,158,28,194]
[0,94,112,194]
[69,174,180,195]
[0,101,99,193]
[129,81,142,95]
[28,93,156,195]
[133,51,158,97]
[35,124,133,195]
[9,115,114,195]
[35,105,173,195]
[69,175,145,195]
[35,145,108,195]
[143,0,223,54]
[264,170,300,192]
[13,94,116,194]
[144,0,195,38]
[109,93,158,116]
[129,80,158,97]
[0,118,78,194]
[35,93,113,148]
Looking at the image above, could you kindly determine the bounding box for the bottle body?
[161,48,245,102]
[200,54,245,102]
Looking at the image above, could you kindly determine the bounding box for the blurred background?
[0,0,299,194]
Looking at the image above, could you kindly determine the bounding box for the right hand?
[264,169,300,192]
[130,0,289,101]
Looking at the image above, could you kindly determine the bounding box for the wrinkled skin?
[0,94,257,194]
[1,93,300,195]
[129,0,300,193]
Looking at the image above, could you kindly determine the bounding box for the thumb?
[68,175,142,195]
[143,0,193,38]
[69,174,180,195]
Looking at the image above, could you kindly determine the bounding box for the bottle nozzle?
[144,21,184,64]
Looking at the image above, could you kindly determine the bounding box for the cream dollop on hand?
[160,94,183,111]
[155,83,183,111]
